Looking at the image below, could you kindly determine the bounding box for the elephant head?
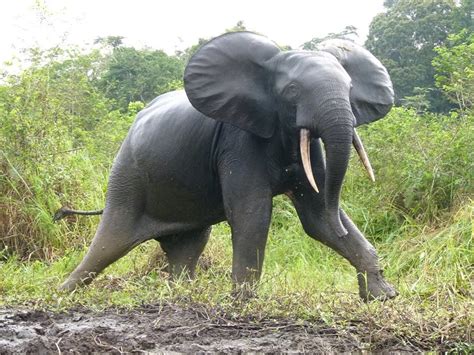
[184,32,393,237]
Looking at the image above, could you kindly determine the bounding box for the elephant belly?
[143,176,225,226]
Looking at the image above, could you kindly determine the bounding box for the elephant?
[60,31,397,301]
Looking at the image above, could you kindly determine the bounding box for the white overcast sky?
[1,0,386,63]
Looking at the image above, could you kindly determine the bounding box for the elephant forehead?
[274,51,350,92]
[277,51,337,73]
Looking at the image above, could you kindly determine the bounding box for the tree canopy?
[433,29,474,111]
[97,44,184,111]
[302,25,359,50]
[365,0,472,112]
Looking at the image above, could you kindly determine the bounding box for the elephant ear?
[184,32,281,138]
[318,39,394,126]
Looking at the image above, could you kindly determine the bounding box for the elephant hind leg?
[59,210,149,292]
[159,227,211,279]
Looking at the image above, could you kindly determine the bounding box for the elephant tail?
[53,206,104,222]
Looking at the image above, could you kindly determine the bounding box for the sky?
[1,0,386,63]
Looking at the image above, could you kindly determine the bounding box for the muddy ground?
[0,303,449,353]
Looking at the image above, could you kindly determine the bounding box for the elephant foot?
[58,281,77,292]
[357,270,398,302]
[58,271,96,292]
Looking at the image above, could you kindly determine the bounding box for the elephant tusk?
[300,129,319,193]
[352,128,375,182]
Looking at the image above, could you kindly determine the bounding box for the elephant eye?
[284,83,300,102]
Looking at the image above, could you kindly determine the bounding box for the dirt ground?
[0,303,443,353]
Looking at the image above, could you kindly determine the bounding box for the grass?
[1,197,472,350]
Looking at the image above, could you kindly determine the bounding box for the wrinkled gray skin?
[61,32,397,301]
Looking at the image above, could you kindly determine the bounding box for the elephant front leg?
[219,158,273,299]
[337,211,397,301]
[291,193,397,301]
[321,213,397,301]
[229,206,271,298]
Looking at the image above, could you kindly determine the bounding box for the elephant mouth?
[299,128,375,194]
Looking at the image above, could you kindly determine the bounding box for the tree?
[98,47,184,111]
[433,29,474,111]
[226,20,247,33]
[365,0,462,112]
[94,36,124,49]
[453,0,474,31]
[177,21,250,63]
[400,87,432,113]
[302,26,358,50]
[383,0,398,7]
[175,38,208,64]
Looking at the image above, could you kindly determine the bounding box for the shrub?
[343,107,473,239]
[0,48,131,259]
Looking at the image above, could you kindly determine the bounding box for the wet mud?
[0,304,431,353]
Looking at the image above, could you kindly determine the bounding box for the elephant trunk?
[319,108,354,238]
[296,84,355,237]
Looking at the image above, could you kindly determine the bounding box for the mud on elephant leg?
[159,227,211,279]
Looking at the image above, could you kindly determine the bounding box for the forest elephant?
[60,32,397,301]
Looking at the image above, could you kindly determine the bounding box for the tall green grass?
[0,48,139,259]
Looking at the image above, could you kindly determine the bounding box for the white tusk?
[352,128,375,182]
[300,129,319,193]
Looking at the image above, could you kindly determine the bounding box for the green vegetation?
[366,0,472,112]
[1,14,473,351]
[96,41,184,111]
[433,29,474,111]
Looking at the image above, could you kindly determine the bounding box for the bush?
[0,48,133,260]
[343,107,473,239]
